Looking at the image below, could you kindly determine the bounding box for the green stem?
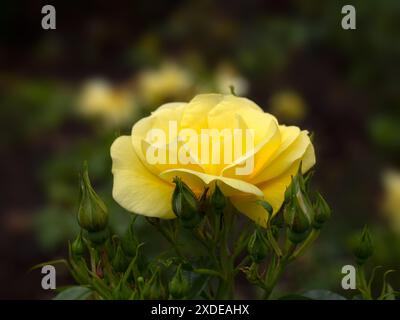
[262,243,297,299]
[193,268,224,278]
[357,265,372,300]
[101,249,116,288]
[290,229,320,261]
[261,227,321,299]
[233,224,251,259]
[262,260,285,300]
[88,247,102,299]
[89,247,97,274]
[216,248,234,299]
[150,220,187,261]
[216,276,234,299]
[215,208,235,299]
[261,229,320,299]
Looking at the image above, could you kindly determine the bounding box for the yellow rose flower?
[111,93,315,226]
[382,170,400,233]
[269,90,307,122]
[78,79,136,126]
[137,62,193,107]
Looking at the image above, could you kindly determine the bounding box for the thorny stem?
[262,242,297,299]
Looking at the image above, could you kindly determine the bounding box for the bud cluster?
[58,161,335,300]
[283,167,331,244]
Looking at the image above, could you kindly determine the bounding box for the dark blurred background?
[1,0,400,299]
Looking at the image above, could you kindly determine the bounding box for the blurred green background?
[1,0,399,299]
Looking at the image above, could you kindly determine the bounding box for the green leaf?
[53,286,92,300]
[378,270,396,300]
[29,259,68,273]
[367,266,382,290]
[380,285,396,300]
[257,200,273,215]
[266,228,282,257]
[303,290,347,300]
[89,278,113,299]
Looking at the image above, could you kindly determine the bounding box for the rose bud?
[121,219,140,257]
[71,231,86,258]
[142,269,166,300]
[353,226,374,265]
[168,265,190,299]
[210,183,226,214]
[313,193,331,229]
[112,243,129,273]
[77,162,109,234]
[284,198,311,244]
[172,177,201,228]
[247,229,269,263]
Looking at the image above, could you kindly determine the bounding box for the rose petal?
[251,129,314,184]
[159,168,264,197]
[111,136,175,218]
[231,160,302,227]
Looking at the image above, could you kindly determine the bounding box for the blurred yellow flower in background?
[215,63,249,95]
[78,79,137,126]
[111,93,315,226]
[137,62,193,107]
[269,90,307,122]
[382,170,400,233]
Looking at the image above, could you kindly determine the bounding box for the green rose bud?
[210,183,226,213]
[114,280,135,300]
[283,166,316,243]
[104,237,116,260]
[142,269,166,299]
[284,165,305,203]
[86,229,110,245]
[353,226,374,265]
[284,176,296,203]
[172,177,201,228]
[120,219,147,272]
[112,243,129,273]
[77,162,109,233]
[168,265,190,299]
[295,188,314,223]
[313,193,331,229]
[284,199,311,244]
[121,219,139,257]
[71,231,86,257]
[247,229,269,263]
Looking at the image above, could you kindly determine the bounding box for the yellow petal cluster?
[78,79,136,126]
[111,93,315,226]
